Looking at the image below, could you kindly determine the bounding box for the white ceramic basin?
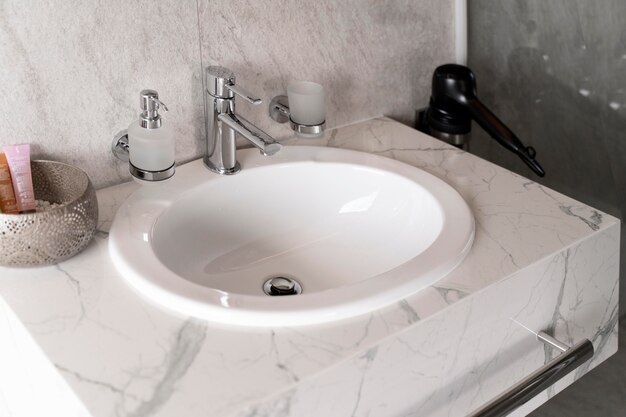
[109,146,474,326]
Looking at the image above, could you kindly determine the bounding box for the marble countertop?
[0,117,618,417]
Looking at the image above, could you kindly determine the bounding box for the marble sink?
[108,146,475,326]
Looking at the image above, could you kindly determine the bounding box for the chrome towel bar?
[468,331,594,417]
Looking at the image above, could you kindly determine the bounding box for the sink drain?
[263,276,302,296]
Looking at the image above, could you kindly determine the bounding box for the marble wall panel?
[0,0,456,189]
[0,0,204,189]
[197,0,455,140]
[467,0,626,316]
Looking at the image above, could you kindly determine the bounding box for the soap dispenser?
[127,90,175,180]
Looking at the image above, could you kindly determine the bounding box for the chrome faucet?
[204,66,281,174]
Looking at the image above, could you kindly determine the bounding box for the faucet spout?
[218,113,282,156]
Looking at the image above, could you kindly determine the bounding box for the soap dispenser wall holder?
[112,90,176,182]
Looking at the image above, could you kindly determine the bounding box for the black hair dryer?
[417,64,545,177]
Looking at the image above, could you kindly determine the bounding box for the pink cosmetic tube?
[3,144,36,213]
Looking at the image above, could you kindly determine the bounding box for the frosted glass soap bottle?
[128,90,175,174]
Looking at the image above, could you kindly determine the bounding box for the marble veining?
[239,225,618,416]
[0,118,619,417]
[125,319,208,417]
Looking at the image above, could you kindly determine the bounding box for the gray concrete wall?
[468,0,625,316]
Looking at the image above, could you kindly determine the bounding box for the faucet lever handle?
[205,66,262,104]
[225,83,262,106]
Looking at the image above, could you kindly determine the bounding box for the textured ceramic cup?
[0,160,98,267]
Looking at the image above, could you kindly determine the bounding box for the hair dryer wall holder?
[417,64,545,177]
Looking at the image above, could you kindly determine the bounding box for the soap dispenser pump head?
[139,90,168,129]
